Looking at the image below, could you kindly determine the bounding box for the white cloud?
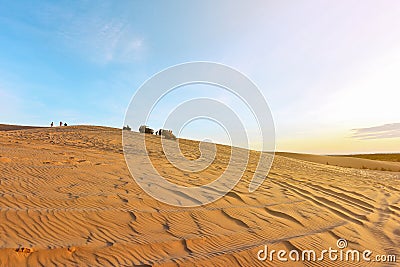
[352,123,400,140]
[28,2,146,64]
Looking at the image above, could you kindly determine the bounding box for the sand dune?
[0,126,398,266]
[277,152,400,172]
[0,124,42,131]
[341,154,400,163]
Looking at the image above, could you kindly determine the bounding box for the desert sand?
[0,125,398,266]
[276,152,400,172]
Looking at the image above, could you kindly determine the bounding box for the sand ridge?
[0,126,398,266]
[277,152,400,172]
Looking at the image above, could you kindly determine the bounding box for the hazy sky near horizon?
[0,1,399,154]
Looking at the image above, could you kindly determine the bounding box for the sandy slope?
[341,154,400,163]
[277,152,400,172]
[0,124,42,131]
[0,126,398,266]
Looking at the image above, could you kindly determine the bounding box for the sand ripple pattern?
[0,126,398,266]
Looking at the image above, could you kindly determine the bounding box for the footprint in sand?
[0,157,12,163]
[76,159,92,164]
[67,246,76,253]
[42,161,64,165]
[15,247,34,253]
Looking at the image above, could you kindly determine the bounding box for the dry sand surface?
[341,154,400,163]
[0,125,399,266]
[276,152,400,172]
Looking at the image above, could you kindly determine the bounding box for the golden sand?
[0,125,398,266]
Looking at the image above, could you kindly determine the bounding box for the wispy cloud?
[22,2,146,64]
[59,14,145,64]
[352,123,400,140]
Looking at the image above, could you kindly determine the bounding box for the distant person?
[60,121,62,127]
[51,122,54,127]
[64,123,67,126]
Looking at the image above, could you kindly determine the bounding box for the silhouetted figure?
[64,123,67,126]
[51,122,54,127]
[60,121,62,127]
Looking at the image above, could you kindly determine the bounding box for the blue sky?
[0,1,399,153]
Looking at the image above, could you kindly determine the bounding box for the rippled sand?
[0,125,398,266]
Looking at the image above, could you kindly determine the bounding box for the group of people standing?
[155,129,172,136]
[138,125,177,140]
[155,129,176,140]
[50,121,67,127]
